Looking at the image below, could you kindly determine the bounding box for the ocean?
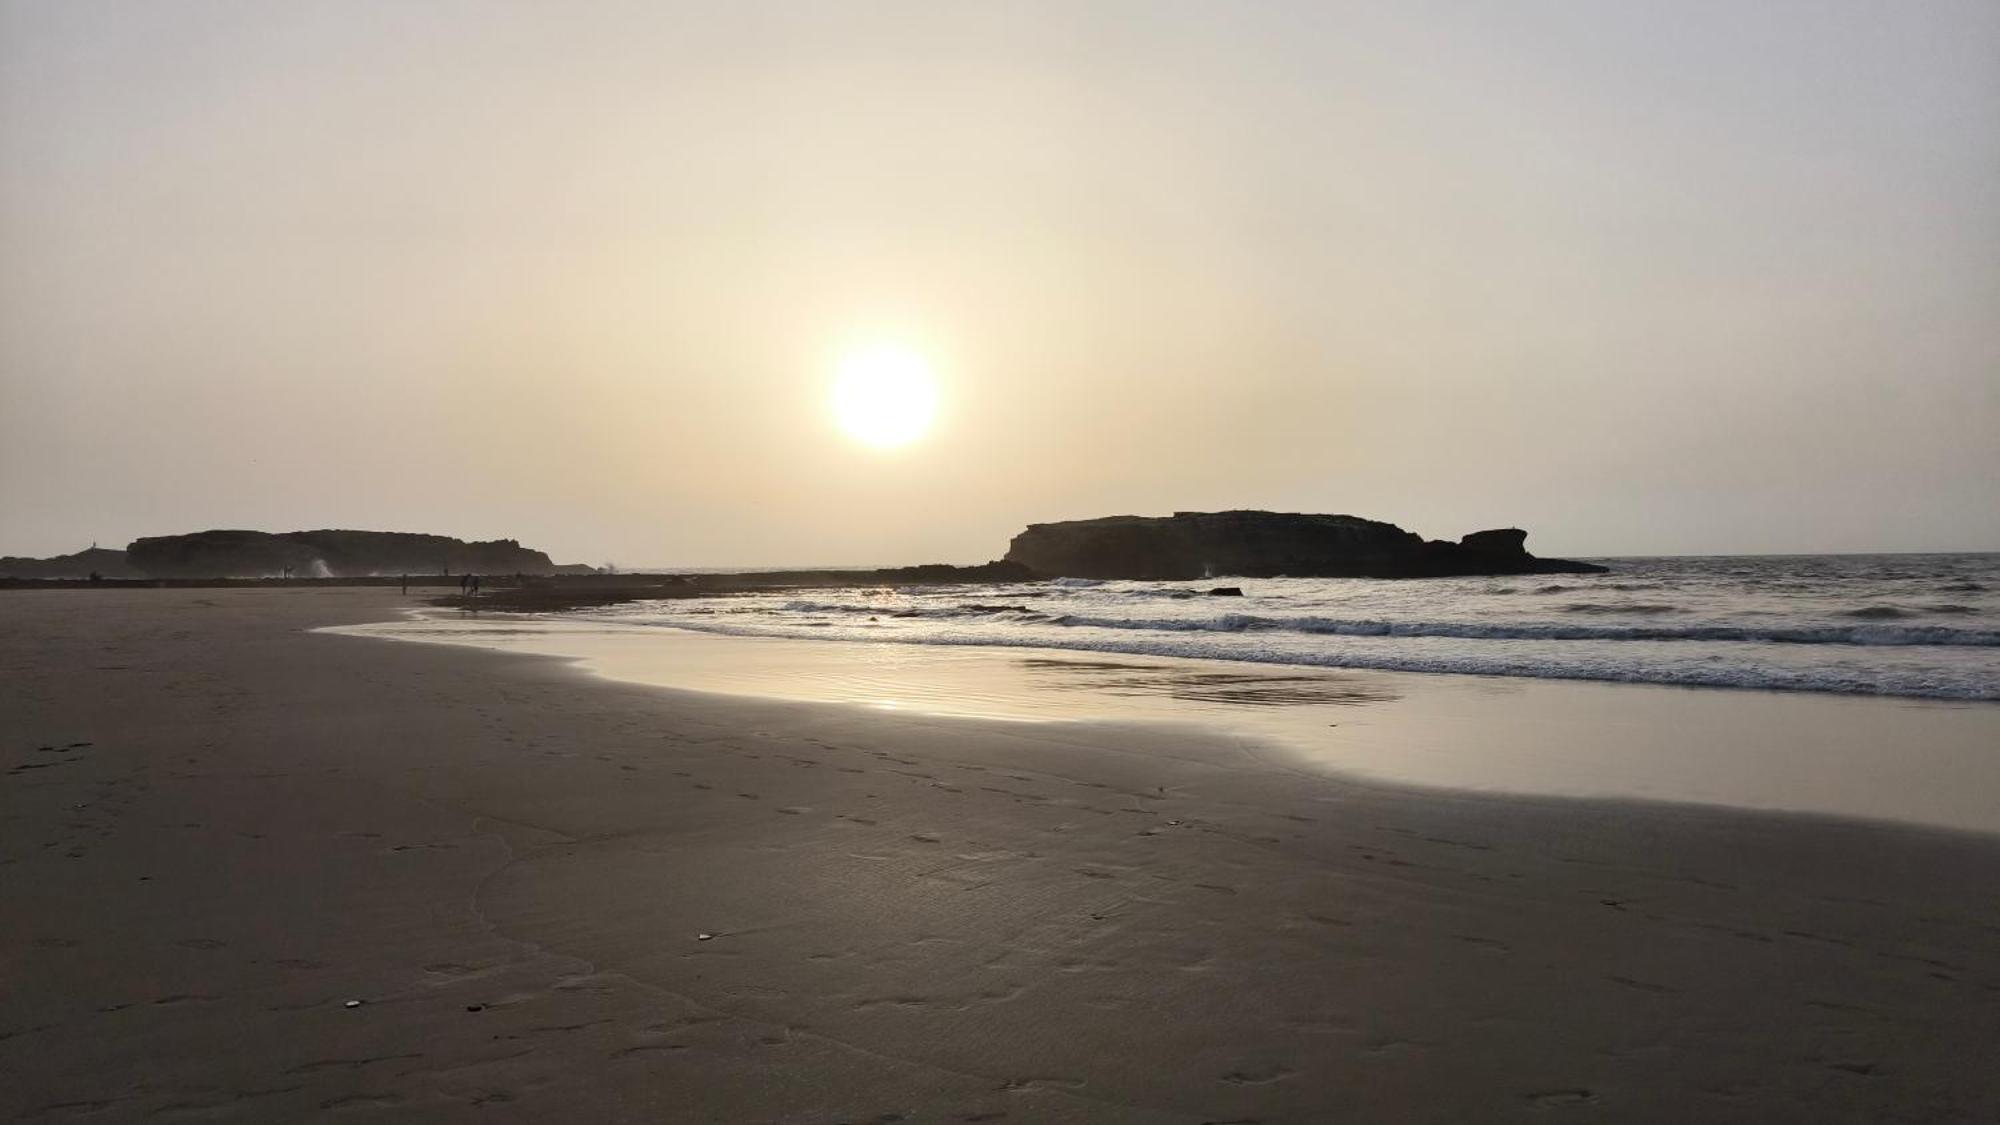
[579,553,2000,702]
[329,551,2000,829]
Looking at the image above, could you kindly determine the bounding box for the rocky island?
[0,545,145,580]
[126,529,571,578]
[3,512,1602,586]
[2,530,589,580]
[1004,510,1605,579]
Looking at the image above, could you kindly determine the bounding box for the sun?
[831,345,938,449]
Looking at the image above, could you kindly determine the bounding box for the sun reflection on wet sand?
[324,612,2000,834]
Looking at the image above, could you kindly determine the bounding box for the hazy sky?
[4,1,1996,565]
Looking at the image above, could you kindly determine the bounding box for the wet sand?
[4,587,1999,1122]
[332,611,2000,834]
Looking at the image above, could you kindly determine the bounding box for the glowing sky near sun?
[1,1,1995,565]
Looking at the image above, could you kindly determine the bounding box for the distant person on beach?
[470,574,481,595]
[458,574,469,595]
[400,574,408,595]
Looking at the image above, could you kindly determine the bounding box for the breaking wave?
[748,602,2000,648]
[585,553,2000,702]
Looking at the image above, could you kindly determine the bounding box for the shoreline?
[332,607,2000,836]
[5,587,1999,1121]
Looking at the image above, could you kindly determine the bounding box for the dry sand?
[3,587,1998,1123]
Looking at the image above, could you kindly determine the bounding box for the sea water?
[327,554,2000,830]
[584,554,2000,701]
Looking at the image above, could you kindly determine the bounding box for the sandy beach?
[5,587,1999,1123]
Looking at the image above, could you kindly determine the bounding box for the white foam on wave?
[590,554,2000,703]
[732,600,2000,647]
[1032,612,2000,648]
[607,613,2000,702]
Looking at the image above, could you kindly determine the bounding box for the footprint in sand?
[1523,1089,1596,1107]
[1220,1065,1296,1086]
[614,1042,688,1058]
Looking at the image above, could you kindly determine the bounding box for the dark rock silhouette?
[1004,511,1605,580]
[4,514,1603,587]
[126,530,559,579]
[873,560,1036,584]
[1457,528,1531,556]
[0,546,143,580]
